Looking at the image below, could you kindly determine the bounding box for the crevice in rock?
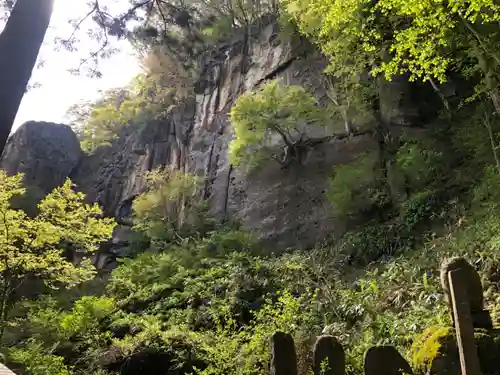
[255,56,299,88]
[203,134,218,200]
[223,164,233,216]
[147,145,156,172]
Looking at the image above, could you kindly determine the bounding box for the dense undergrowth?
[8,0,500,371]
[5,99,500,375]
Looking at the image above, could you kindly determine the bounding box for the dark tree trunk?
[0,0,54,154]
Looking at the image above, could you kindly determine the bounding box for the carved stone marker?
[364,346,413,375]
[313,335,345,375]
[270,331,297,375]
[440,257,492,330]
[448,269,482,375]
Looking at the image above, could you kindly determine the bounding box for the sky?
[3,0,141,131]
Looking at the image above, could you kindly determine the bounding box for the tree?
[68,64,191,153]
[0,172,116,340]
[0,0,277,155]
[283,0,500,171]
[229,80,331,169]
[132,168,205,246]
[0,0,54,155]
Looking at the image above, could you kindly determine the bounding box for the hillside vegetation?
[6,0,500,374]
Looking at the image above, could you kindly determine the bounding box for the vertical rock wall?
[1,17,438,251]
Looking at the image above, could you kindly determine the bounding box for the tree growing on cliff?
[68,61,192,153]
[0,172,116,340]
[229,80,332,170]
[283,0,500,171]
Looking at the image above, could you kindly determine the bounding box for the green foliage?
[59,296,115,340]
[202,16,234,43]
[197,290,320,375]
[132,169,207,246]
[412,326,451,373]
[473,165,500,203]
[327,152,385,218]
[396,143,443,190]
[11,195,500,375]
[283,0,500,83]
[400,190,440,230]
[70,49,194,154]
[229,79,328,169]
[0,172,115,341]
[454,104,500,170]
[336,221,416,265]
[10,341,71,375]
[9,184,46,217]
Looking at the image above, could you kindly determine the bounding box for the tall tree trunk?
[0,0,54,154]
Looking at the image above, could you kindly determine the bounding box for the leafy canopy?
[0,171,116,334]
[283,0,500,83]
[70,69,187,153]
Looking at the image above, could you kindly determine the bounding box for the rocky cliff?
[0,17,444,250]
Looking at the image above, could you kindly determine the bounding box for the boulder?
[0,121,81,193]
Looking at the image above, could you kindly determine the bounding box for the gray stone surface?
[364,346,413,375]
[313,335,345,375]
[1,17,436,251]
[0,121,81,192]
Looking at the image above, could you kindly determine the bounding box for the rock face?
[0,121,81,192]
[0,17,440,250]
[189,20,379,249]
[71,99,195,220]
[69,18,381,248]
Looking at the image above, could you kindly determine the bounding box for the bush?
[59,296,116,340]
[473,165,500,204]
[132,169,207,246]
[401,190,441,230]
[9,341,72,375]
[396,142,443,191]
[336,221,415,265]
[327,152,386,218]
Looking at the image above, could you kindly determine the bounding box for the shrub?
[59,296,116,340]
[396,142,443,191]
[401,190,440,230]
[9,341,72,375]
[132,169,206,246]
[327,152,385,218]
[336,221,415,265]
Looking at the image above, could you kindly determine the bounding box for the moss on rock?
[412,326,500,375]
[412,326,457,375]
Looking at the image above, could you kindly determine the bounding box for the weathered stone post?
[270,331,297,375]
[313,335,345,375]
[364,346,413,375]
[448,268,482,375]
[440,257,492,330]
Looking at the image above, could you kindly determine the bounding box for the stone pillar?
[313,335,345,375]
[364,346,412,375]
[270,331,297,375]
